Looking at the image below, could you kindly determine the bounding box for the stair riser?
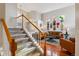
[16,39,29,44]
[15,38,29,43]
[16,47,36,56]
[9,29,23,31]
[9,28,22,30]
[12,35,27,38]
[17,45,32,52]
[9,28,24,33]
[17,40,28,44]
[17,43,33,53]
[10,32,25,35]
[9,28,41,56]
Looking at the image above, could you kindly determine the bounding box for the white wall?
[0,3,18,55]
[25,11,42,32]
[0,4,5,18]
[5,3,17,28]
[42,5,75,37]
[0,3,5,47]
[0,3,17,53]
[75,3,79,56]
[0,4,10,55]
[29,11,41,21]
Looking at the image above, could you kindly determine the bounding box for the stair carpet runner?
[9,28,41,56]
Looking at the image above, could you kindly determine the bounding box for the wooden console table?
[48,31,62,39]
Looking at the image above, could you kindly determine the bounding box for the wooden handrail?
[14,15,22,19]
[14,14,42,33]
[13,14,46,55]
[22,15,47,56]
[0,19,17,56]
[22,15,42,33]
[13,14,42,33]
[0,14,46,56]
[17,9,47,55]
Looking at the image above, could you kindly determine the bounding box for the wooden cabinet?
[48,31,61,39]
[60,38,75,55]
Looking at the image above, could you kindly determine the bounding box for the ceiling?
[17,3,74,13]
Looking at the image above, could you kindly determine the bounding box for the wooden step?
[10,31,25,35]
[9,28,22,31]
[16,47,36,56]
[9,28,41,56]
[17,42,33,51]
[15,37,29,43]
[9,28,24,34]
[12,34,27,38]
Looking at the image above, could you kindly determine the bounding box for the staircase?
[9,28,41,56]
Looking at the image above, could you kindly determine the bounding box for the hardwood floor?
[40,41,71,56]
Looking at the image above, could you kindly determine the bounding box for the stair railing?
[14,14,47,56]
[0,18,17,56]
